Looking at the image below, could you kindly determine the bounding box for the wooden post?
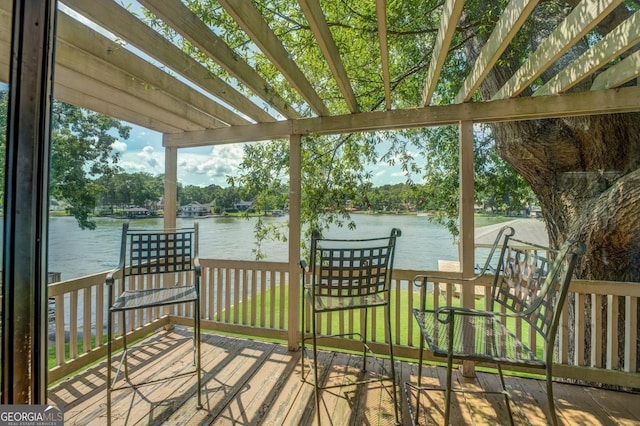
[459,120,476,377]
[163,143,178,230]
[288,134,302,350]
[2,0,57,403]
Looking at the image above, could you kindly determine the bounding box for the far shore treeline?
[73,171,532,220]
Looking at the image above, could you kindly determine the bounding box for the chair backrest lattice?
[491,232,584,340]
[120,222,198,278]
[310,229,400,298]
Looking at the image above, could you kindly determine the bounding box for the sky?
[2,81,411,189]
[116,123,411,188]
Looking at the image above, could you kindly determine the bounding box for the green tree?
[1,93,130,229]
[51,102,130,229]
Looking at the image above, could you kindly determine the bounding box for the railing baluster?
[70,290,78,359]
[591,294,604,368]
[624,295,638,372]
[605,295,619,370]
[96,282,104,348]
[575,293,587,366]
[83,288,92,352]
[55,294,65,366]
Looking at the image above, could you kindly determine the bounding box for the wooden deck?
[48,329,640,425]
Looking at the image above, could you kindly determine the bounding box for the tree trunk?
[461,3,640,281]
[461,3,640,374]
[491,114,640,281]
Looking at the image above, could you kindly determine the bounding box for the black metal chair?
[300,228,401,425]
[406,226,585,426]
[105,222,202,424]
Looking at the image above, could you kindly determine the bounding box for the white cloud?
[117,144,164,176]
[177,144,246,186]
[111,140,127,154]
[139,145,161,169]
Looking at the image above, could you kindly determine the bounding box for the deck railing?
[47,259,640,390]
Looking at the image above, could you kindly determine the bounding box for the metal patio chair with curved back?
[406,226,585,426]
[300,228,402,425]
[105,222,202,425]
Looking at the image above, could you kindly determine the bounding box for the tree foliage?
[1,91,130,229]
[49,102,130,229]
[150,0,535,250]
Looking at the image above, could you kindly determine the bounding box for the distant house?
[179,201,212,217]
[235,200,253,211]
[50,198,67,212]
[123,207,150,218]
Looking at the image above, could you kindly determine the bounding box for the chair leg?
[414,334,426,425]
[444,352,453,426]
[121,311,129,381]
[107,309,113,426]
[546,367,559,426]
[497,364,515,426]
[385,306,400,425]
[312,311,321,426]
[195,299,202,409]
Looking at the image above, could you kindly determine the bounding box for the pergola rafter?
[535,10,640,96]
[492,0,624,100]
[217,0,331,117]
[2,0,637,139]
[298,0,358,113]
[63,0,277,124]
[139,0,301,120]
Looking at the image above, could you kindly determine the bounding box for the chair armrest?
[105,263,123,286]
[194,257,202,276]
[300,260,309,287]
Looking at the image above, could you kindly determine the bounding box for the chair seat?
[307,291,386,312]
[111,285,197,311]
[414,308,545,368]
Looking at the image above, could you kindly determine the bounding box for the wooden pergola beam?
[535,10,640,96]
[56,65,207,131]
[422,0,465,106]
[591,49,640,90]
[218,0,330,117]
[54,12,248,127]
[376,0,391,110]
[55,85,184,134]
[2,36,185,133]
[298,0,358,113]
[164,85,640,147]
[455,0,539,103]
[61,0,276,124]
[56,42,225,130]
[492,0,623,100]
[139,0,300,120]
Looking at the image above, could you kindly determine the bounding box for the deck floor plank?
[583,386,640,426]
[552,380,620,426]
[47,331,640,425]
[505,373,555,425]
[260,349,333,425]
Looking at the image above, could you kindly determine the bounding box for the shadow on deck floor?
[48,329,640,425]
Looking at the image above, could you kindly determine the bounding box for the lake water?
[42,214,460,280]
